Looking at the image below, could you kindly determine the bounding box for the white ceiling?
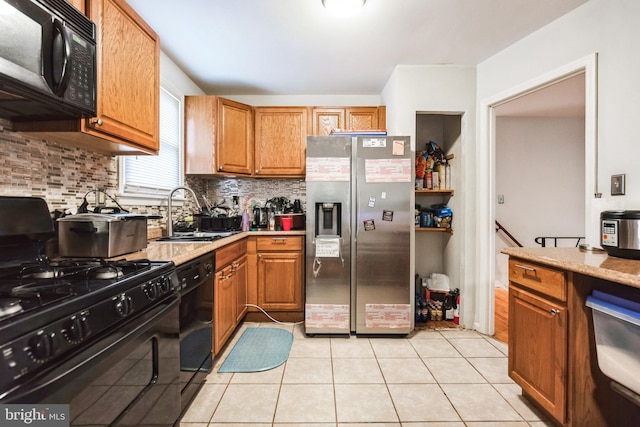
[495,72,586,118]
[127,0,588,97]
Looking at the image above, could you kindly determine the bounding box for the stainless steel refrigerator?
[305,135,413,335]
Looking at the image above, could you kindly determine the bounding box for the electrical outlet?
[611,174,625,196]
[498,194,505,204]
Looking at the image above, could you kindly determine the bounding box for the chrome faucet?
[167,186,202,237]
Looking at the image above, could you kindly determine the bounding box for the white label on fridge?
[315,238,340,257]
[305,304,350,330]
[306,157,350,181]
[365,304,412,329]
[362,138,386,148]
[365,158,412,183]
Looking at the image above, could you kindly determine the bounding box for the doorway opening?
[493,73,586,342]
[475,54,598,342]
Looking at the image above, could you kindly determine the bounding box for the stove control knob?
[204,262,213,276]
[158,276,172,294]
[28,331,59,361]
[143,282,159,300]
[63,314,89,343]
[114,294,134,317]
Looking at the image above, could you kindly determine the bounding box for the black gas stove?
[0,197,180,426]
[0,257,175,323]
[0,256,177,389]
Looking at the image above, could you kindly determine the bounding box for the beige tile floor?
[180,322,553,427]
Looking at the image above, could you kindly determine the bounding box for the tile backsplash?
[0,119,118,213]
[0,118,306,232]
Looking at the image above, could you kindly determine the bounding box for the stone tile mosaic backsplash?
[0,118,306,233]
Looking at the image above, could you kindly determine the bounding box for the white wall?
[160,51,206,96]
[382,65,477,328]
[494,117,585,289]
[496,116,585,246]
[478,0,640,209]
[474,0,640,333]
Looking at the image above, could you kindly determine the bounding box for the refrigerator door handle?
[312,258,322,278]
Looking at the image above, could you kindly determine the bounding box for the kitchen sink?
[155,231,240,242]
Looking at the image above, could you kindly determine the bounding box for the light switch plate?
[611,174,625,196]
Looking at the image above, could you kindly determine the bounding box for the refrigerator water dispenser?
[315,202,342,236]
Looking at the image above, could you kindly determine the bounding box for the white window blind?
[122,87,181,195]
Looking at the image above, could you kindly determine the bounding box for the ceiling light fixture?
[322,0,366,18]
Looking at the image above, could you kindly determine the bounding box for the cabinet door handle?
[550,309,559,316]
[514,264,536,272]
[272,238,287,244]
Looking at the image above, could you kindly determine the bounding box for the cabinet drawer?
[256,236,303,251]
[216,238,247,270]
[508,259,566,301]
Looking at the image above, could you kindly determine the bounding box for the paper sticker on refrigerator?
[365,304,412,329]
[305,304,350,330]
[315,238,340,257]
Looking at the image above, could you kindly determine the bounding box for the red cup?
[281,216,293,231]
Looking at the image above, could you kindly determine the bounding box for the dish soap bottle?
[242,209,250,231]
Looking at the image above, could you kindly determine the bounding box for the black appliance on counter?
[0,197,180,426]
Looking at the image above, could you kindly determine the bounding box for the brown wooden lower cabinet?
[211,235,304,353]
[213,239,247,355]
[508,256,640,427]
[256,236,303,312]
[245,235,304,322]
[509,285,567,424]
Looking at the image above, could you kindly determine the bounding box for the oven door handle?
[2,294,180,404]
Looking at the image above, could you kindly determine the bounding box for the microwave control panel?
[602,220,618,247]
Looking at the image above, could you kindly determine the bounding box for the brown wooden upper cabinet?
[67,0,85,13]
[185,96,253,175]
[311,106,386,136]
[254,107,310,177]
[17,0,160,155]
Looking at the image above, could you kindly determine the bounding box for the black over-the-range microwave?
[0,0,97,121]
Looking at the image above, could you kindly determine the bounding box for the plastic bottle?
[424,170,433,190]
[453,293,460,325]
[268,211,275,231]
[437,163,445,190]
[242,210,250,231]
[445,163,451,190]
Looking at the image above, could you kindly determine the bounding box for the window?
[119,87,182,201]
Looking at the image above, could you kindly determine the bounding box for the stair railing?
[495,220,523,247]
[534,236,584,247]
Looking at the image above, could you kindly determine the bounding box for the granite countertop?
[502,247,640,289]
[122,230,306,265]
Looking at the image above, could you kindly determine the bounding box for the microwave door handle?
[50,19,72,96]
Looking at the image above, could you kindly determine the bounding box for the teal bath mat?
[218,327,293,373]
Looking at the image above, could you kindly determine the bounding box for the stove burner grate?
[0,298,22,318]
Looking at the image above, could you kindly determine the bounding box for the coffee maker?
[252,206,269,228]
